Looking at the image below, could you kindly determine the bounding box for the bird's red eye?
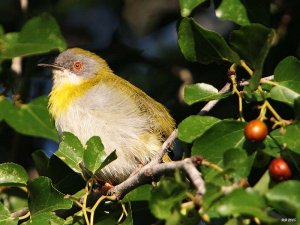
[73,61,83,71]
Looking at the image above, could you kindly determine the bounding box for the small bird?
[39,48,175,184]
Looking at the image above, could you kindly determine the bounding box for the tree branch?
[108,157,205,200]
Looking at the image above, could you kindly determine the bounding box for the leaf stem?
[90,195,116,225]
[240,60,253,76]
[117,203,128,223]
[82,181,92,225]
[229,64,244,121]
[201,160,223,172]
[265,101,282,122]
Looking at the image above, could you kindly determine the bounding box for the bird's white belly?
[54,85,162,183]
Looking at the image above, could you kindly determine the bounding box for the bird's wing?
[117,76,175,140]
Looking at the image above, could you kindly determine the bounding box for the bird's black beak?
[37,63,65,71]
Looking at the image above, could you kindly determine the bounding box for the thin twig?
[152,129,178,164]
[239,75,274,86]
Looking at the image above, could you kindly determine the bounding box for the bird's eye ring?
[73,61,83,71]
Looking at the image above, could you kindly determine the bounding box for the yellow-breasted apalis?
[39,48,175,184]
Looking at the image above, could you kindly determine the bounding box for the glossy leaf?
[179,0,208,17]
[95,150,117,172]
[229,24,275,90]
[0,163,28,186]
[4,96,58,141]
[0,13,66,59]
[184,83,231,105]
[83,136,106,174]
[270,57,300,105]
[273,56,300,82]
[192,120,246,164]
[269,123,300,154]
[55,132,84,173]
[178,18,240,64]
[32,150,85,194]
[178,115,220,143]
[216,0,250,25]
[216,0,270,26]
[266,181,300,217]
[27,176,72,215]
[123,185,152,202]
[217,188,275,222]
[223,148,255,179]
[270,84,300,106]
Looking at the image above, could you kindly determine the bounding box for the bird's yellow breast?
[49,75,102,119]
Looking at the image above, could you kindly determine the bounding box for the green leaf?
[217,188,276,222]
[273,56,300,82]
[179,0,208,17]
[27,176,72,216]
[178,115,220,143]
[0,202,18,225]
[216,0,250,25]
[0,163,28,186]
[184,83,232,105]
[0,13,66,59]
[83,136,106,174]
[178,18,240,64]
[123,185,152,202]
[266,180,300,217]
[149,177,188,219]
[166,209,201,225]
[202,183,223,216]
[223,148,255,179]
[0,96,13,121]
[216,0,270,26]
[32,150,85,194]
[192,120,246,164]
[83,136,117,176]
[253,170,271,195]
[229,24,275,90]
[24,212,65,225]
[95,150,117,173]
[4,96,58,141]
[55,132,84,173]
[270,82,300,106]
[269,123,300,154]
[270,57,300,105]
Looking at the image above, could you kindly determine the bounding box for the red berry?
[269,158,292,181]
[244,120,268,142]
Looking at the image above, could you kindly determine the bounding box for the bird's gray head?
[39,48,111,80]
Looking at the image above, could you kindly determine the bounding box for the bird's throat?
[49,76,101,119]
